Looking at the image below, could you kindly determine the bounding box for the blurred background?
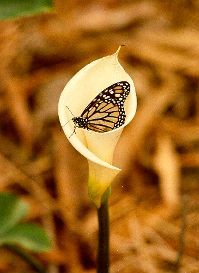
[0,0,198,272]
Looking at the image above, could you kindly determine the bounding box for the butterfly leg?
[69,125,77,138]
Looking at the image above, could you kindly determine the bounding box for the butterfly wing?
[80,81,130,133]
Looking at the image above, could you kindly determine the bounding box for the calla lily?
[58,47,137,207]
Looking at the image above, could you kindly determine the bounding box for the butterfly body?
[71,81,130,133]
[72,116,88,129]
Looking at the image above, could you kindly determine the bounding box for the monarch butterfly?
[67,81,130,135]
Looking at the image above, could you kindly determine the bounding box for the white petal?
[58,47,137,206]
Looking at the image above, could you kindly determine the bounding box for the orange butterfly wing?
[80,81,130,133]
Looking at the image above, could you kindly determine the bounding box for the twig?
[175,195,188,272]
[5,244,47,273]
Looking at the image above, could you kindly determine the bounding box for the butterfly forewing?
[78,81,130,133]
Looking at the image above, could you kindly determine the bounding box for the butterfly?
[67,81,130,135]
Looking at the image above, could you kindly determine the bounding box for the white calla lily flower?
[58,47,137,207]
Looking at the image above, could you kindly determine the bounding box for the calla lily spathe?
[58,47,137,207]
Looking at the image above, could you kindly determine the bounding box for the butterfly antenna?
[65,105,75,117]
[61,119,72,128]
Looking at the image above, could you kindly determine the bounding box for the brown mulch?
[0,1,198,272]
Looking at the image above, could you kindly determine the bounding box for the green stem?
[5,244,46,273]
[97,192,109,273]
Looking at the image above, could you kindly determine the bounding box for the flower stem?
[97,191,110,273]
